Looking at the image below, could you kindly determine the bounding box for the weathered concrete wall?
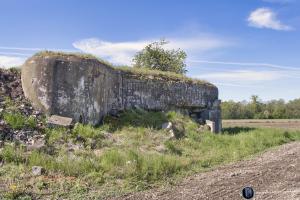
[21,52,222,132]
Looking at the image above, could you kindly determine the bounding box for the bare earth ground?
[223,119,300,130]
[111,141,300,200]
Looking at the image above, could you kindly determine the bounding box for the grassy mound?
[0,109,300,199]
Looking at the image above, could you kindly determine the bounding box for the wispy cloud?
[213,82,264,88]
[0,52,32,57]
[73,36,230,65]
[247,8,292,31]
[0,56,26,68]
[0,46,75,52]
[196,70,284,81]
[188,59,300,71]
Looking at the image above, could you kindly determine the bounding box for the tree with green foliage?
[133,39,187,74]
[221,96,300,119]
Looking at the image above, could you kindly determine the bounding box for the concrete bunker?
[21,52,222,133]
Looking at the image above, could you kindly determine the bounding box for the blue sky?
[1,0,300,101]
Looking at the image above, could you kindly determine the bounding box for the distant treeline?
[221,95,300,119]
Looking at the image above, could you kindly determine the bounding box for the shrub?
[133,39,187,74]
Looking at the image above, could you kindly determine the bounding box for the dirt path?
[111,142,300,200]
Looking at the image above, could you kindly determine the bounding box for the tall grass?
[1,109,300,197]
[1,126,299,185]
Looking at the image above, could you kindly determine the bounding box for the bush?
[133,39,187,74]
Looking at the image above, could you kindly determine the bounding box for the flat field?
[223,119,300,130]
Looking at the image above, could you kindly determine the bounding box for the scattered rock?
[103,131,113,139]
[67,143,83,152]
[87,138,97,149]
[32,166,45,176]
[162,122,172,130]
[165,129,176,140]
[26,138,46,151]
[198,124,211,132]
[0,68,46,143]
[75,135,86,143]
[230,172,241,177]
[155,145,167,153]
[172,121,185,139]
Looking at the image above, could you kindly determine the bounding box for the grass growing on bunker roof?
[117,66,215,86]
[33,51,215,87]
[33,50,114,67]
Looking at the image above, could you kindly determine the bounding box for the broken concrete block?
[162,122,172,130]
[32,166,45,176]
[47,115,73,128]
[206,120,216,133]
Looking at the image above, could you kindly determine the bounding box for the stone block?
[32,166,45,176]
[47,115,73,128]
[206,120,216,133]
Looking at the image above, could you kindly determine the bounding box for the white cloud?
[0,56,26,68]
[73,36,229,65]
[247,8,292,31]
[196,70,284,81]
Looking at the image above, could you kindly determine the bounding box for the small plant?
[0,145,25,164]
[72,123,104,139]
[100,149,126,172]
[46,127,68,144]
[3,112,37,130]
[127,150,184,182]
[3,112,26,130]
[36,180,48,190]
[164,141,182,156]
[26,116,37,129]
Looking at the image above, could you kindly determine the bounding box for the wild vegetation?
[222,95,300,119]
[132,39,187,74]
[1,101,300,199]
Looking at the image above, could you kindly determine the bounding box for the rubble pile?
[0,68,45,145]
